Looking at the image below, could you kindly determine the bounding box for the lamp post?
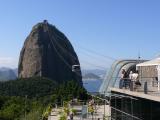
[104,91,106,120]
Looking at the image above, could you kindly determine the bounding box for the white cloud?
[0,57,18,68]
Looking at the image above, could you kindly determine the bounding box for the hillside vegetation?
[0,77,88,120]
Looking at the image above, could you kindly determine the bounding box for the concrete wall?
[138,66,157,78]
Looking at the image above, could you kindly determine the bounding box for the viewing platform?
[110,86,160,120]
[110,87,160,102]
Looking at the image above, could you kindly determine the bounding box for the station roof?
[136,58,160,67]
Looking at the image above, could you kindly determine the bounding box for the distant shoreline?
[82,78,103,81]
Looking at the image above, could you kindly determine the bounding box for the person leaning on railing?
[130,70,141,91]
[119,69,128,89]
[129,71,134,90]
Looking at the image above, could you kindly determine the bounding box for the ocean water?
[83,79,102,93]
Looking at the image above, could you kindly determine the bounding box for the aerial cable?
[50,29,115,61]
[51,30,108,69]
[73,43,116,61]
[46,26,72,68]
[44,25,82,77]
[80,60,107,70]
[45,24,108,79]
[49,28,79,61]
[78,51,113,63]
[50,28,112,68]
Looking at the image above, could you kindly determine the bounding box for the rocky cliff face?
[18,21,82,85]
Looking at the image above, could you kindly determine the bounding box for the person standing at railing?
[134,70,141,86]
[129,71,134,90]
[129,71,133,80]
[130,70,141,91]
[119,69,128,89]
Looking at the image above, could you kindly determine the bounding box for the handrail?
[111,107,142,120]
[101,60,138,94]
[100,60,129,93]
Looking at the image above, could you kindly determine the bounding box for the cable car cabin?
[72,65,80,72]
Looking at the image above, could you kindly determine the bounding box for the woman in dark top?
[119,69,127,89]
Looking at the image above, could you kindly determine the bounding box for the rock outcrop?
[18,21,82,85]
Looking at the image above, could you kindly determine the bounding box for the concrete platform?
[110,87,160,102]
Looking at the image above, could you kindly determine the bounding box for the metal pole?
[121,97,123,120]
[115,96,117,120]
[144,81,148,94]
[109,95,111,120]
[25,95,27,120]
[131,98,133,120]
[95,101,96,120]
[104,91,106,119]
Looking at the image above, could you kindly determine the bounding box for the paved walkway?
[48,108,60,120]
[48,105,110,120]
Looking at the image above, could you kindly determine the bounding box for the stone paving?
[48,105,110,120]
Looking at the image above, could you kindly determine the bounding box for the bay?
[83,79,103,93]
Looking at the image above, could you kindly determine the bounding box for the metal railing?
[114,77,160,95]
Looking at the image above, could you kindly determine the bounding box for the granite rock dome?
[18,21,82,85]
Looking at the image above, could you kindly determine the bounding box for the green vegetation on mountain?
[0,77,88,120]
[0,77,57,98]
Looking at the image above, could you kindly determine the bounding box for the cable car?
[72,65,80,72]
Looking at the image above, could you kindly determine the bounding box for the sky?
[0,0,160,69]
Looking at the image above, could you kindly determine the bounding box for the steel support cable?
[51,29,111,69]
[50,26,108,70]
[50,27,84,63]
[78,50,113,63]
[51,39,107,69]
[44,25,82,77]
[45,25,110,81]
[46,26,71,68]
[52,38,77,60]
[48,33,82,78]
[80,60,107,70]
[51,36,106,69]
[73,43,116,61]
[50,30,116,61]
